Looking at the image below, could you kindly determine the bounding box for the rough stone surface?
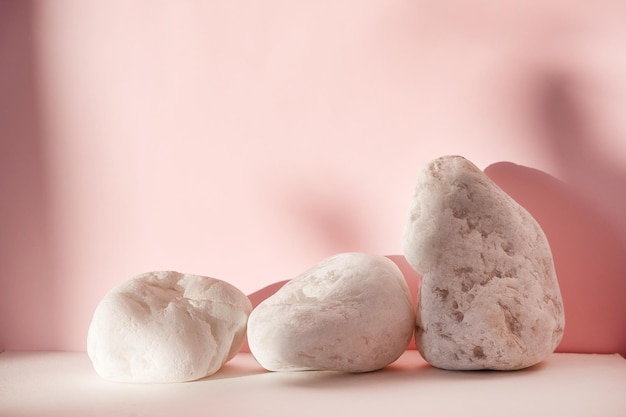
[403,155,565,370]
[87,271,252,382]
[247,252,415,372]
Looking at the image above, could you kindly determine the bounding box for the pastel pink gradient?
[1,1,625,355]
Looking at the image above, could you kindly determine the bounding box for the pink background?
[1,1,625,355]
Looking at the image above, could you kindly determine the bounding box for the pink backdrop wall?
[1,0,625,355]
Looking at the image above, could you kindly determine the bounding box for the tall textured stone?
[404,156,564,370]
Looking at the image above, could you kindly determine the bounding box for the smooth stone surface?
[87,271,252,382]
[403,155,565,370]
[247,252,415,372]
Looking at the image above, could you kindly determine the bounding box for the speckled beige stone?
[247,253,415,372]
[403,156,565,370]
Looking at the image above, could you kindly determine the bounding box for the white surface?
[1,351,625,417]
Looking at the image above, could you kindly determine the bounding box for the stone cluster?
[87,155,565,381]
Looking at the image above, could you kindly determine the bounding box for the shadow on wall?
[239,280,289,354]
[0,1,61,351]
[241,166,626,357]
[486,162,626,357]
[531,69,626,246]
[527,67,626,356]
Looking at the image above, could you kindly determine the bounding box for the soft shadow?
[485,162,626,357]
[239,280,290,353]
[386,255,420,308]
[247,280,290,308]
[276,354,549,390]
[276,182,376,256]
[532,69,626,245]
[197,358,268,382]
[275,366,426,389]
[527,70,626,353]
[0,1,60,350]
[386,254,420,350]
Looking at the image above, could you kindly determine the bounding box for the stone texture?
[87,271,252,382]
[247,252,415,372]
[403,155,565,370]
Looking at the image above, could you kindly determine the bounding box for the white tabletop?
[1,350,624,417]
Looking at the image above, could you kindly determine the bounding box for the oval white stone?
[247,253,415,372]
[404,156,565,370]
[87,271,252,382]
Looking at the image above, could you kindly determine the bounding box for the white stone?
[87,271,252,382]
[247,252,415,372]
[403,156,565,370]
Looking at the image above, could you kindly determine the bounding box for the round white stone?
[247,252,415,372]
[403,155,565,370]
[87,271,252,382]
